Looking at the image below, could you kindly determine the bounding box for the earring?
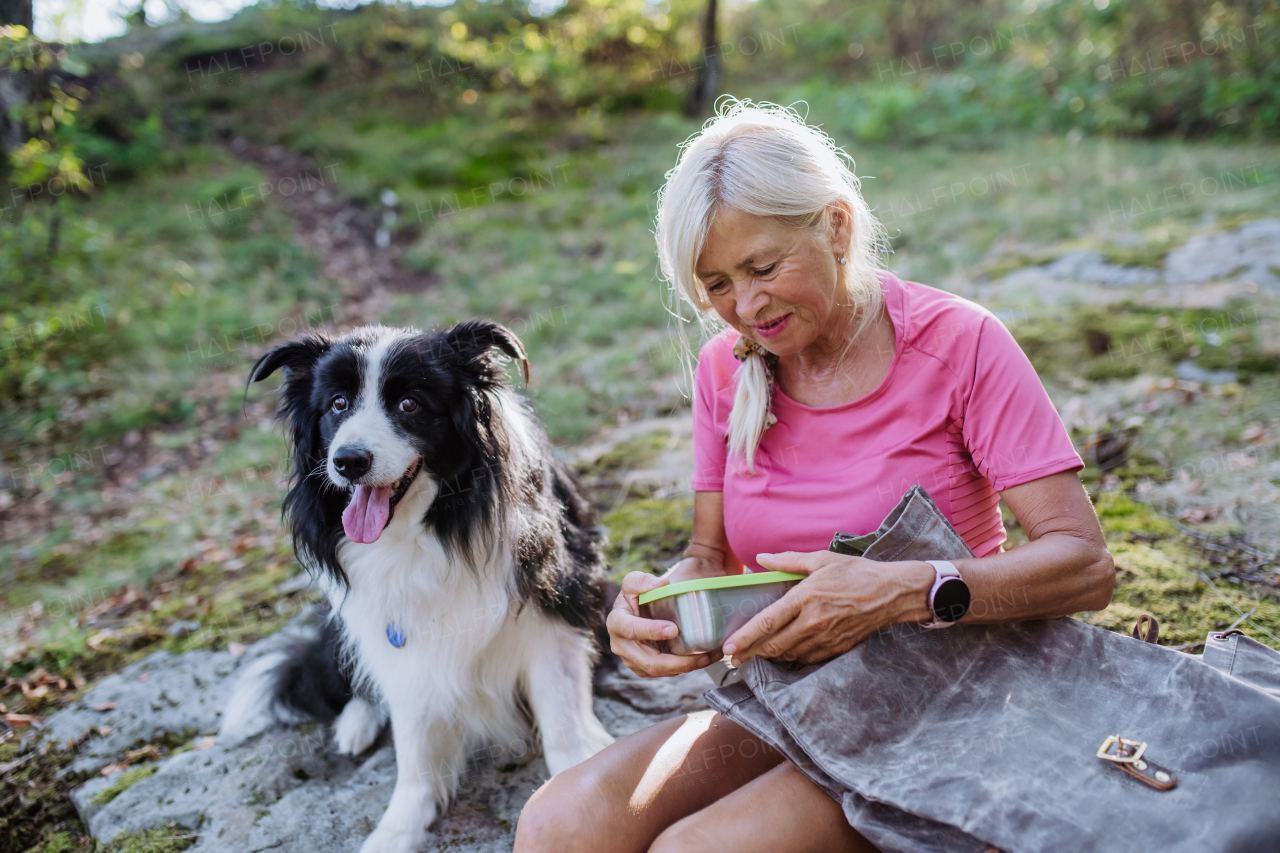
[838,255,847,266]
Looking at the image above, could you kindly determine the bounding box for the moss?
[979,249,1061,280]
[1085,532,1280,650]
[26,829,78,853]
[100,824,195,853]
[1010,301,1276,383]
[1072,488,1280,651]
[0,742,91,853]
[1098,240,1177,269]
[92,765,160,807]
[1094,491,1179,538]
[579,429,670,479]
[602,497,693,582]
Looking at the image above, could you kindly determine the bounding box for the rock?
[1173,360,1237,385]
[43,609,322,777]
[47,612,713,852]
[1164,218,1280,289]
[1042,251,1160,287]
[167,620,201,638]
[968,218,1280,311]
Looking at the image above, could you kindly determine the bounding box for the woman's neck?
[776,305,895,408]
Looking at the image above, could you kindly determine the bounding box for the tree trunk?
[0,0,33,29]
[684,0,718,117]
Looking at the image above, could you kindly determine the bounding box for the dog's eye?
[399,398,418,413]
[331,396,348,412]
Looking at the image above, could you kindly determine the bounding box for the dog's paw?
[544,721,615,776]
[333,697,384,755]
[358,818,432,853]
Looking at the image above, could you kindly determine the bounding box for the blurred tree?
[0,0,32,29]
[685,0,718,116]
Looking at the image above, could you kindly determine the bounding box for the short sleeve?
[691,352,729,491]
[962,315,1083,492]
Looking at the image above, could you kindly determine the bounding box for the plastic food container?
[638,572,805,655]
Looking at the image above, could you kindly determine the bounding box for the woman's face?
[695,205,853,358]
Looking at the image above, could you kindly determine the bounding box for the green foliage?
[92,765,159,806]
[100,825,195,853]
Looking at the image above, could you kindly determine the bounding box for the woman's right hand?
[606,569,724,678]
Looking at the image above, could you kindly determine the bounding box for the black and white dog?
[219,321,614,853]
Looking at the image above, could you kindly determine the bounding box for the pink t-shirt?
[691,271,1083,569]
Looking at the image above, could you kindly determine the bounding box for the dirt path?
[227,136,437,326]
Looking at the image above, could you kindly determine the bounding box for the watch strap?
[922,560,964,629]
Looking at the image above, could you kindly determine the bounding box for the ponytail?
[728,337,778,473]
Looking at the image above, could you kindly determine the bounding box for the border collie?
[219,321,615,853]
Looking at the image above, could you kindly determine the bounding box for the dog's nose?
[333,447,373,480]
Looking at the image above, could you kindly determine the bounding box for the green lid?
[637,571,805,605]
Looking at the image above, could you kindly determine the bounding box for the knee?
[647,815,716,853]
[514,767,602,853]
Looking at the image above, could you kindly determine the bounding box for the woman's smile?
[751,313,791,339]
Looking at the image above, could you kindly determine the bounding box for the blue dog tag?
[386,622,406,648]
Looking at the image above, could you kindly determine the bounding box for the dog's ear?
[441,320,530,386]
[249,335,332,385]
[244,335,333,462]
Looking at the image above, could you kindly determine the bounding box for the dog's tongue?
[342,484,393,543]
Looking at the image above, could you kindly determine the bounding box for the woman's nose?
[736,283,769,322]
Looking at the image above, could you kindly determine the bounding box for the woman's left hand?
[721,551,932,668]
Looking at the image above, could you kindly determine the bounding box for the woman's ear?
[826,201,855,259]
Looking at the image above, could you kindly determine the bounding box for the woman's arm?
[948,470,1115,622]
[721,471,1115,667]
[664,491,746,582]
[605,491,738,677]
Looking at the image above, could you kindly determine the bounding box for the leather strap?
[1097,734,1178,791]
[1118,754,1179,790]
[1131,613,1159,644]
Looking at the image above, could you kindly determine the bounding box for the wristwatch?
[922,560,970,628]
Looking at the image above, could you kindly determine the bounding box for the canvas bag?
[703,486,1280,853]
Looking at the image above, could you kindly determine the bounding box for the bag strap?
[1131,613,1160,644]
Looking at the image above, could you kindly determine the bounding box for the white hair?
[654,99,889,473]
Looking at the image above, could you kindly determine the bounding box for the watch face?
[933,578,970,623]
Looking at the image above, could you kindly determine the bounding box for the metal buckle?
[1097,735,1147,764]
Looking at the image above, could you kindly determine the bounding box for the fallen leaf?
[126,745,161,763]
[227,642,247,658]
[98,725,112,736]
[3,713,38,727]
[93,702,119,712]
[137,672,150,682]
[100,762,128,776]
[1180,506,1221,523]
[195,736,217,750]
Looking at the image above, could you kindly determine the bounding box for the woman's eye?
[399,398,418,413]
[755,264,778,277]
[331,396,348,412]
[708,280,728,294]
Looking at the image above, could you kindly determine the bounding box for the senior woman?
[514,102,1115,853]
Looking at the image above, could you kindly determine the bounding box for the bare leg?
[515,711,788,853]
[648,760,875,853]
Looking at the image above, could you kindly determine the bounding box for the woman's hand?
[721,551,933,668]
[606,571,724,678]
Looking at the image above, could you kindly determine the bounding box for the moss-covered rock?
[92,765,160,807]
